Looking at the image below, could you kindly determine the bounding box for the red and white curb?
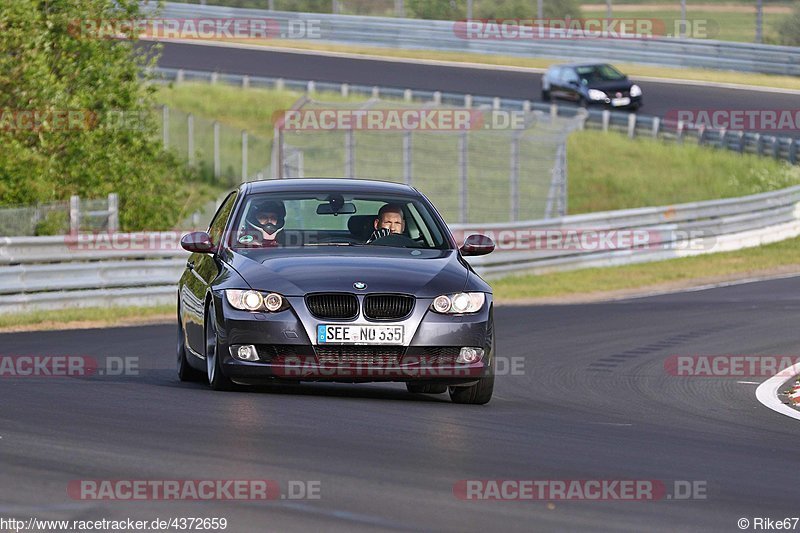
[755,362,800,421]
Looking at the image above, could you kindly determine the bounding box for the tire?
[177,312,204,382]
[541,89,550,102]
[406,382,448,394]
[205,303,235,391]
[449,375,494,405]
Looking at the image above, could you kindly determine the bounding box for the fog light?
[232,345,259,362]
[456,347,484,364]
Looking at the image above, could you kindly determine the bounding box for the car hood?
[584,79,633,93]
[230,248,469,297]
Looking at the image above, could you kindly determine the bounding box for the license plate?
[317,324,404,345]
[612,97,631,107]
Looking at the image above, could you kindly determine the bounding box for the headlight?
[587,89,607,101]
[630,84,642,97]
[430,292,485,314]
[225,290,287,312]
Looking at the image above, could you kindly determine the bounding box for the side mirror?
[460,234,495,257]
[181,231,214,253]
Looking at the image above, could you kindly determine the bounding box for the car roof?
[243,178,419,196]
[552,62,613,70]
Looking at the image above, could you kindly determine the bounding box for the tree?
[0,0,193,230]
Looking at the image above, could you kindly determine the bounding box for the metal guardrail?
[154,2,800,76]
[2,185,800,313]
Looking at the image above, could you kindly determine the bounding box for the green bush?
[0,0,196,230]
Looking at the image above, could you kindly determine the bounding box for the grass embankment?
[0,306,174,332]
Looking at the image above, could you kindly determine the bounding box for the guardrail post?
[719,128,727,149]
[738,131,746,153]
[651,117,660,138]
[772,136,780,159]
[676,120,684,143]
[627,113,637,138]
[493,97,501,110]
[176,69,184,83]
[755,133,763,155]
[790,139,798,164]
[306,81,315,95]
[433,91,441,105]
[241,130,248,182]
[161,105,169,149]
[576,108,588,130]
[510,132,520,221]
[341,83,349,98]
[210,72,218,84]
[459,131,468,223]
[404,89,412,102]
[242,75,250,88]
[213,121,220,180]
[276,78,284,91]
[601,110,610,132]
[464,94,473,108]
[523,100,531,113]
[371,86,380,98]
[403,130,412,185]
[187,113,195,165]
[69,195,80,234]
[107,193,119,232]
[697,126,705,146]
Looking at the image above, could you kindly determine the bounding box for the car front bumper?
[212,294,495,385]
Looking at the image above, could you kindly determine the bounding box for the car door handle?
[186,260,195,270]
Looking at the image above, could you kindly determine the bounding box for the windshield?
[230,191,450,250]
[576,64,626,83]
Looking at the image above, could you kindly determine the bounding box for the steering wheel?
[369,233,422,248]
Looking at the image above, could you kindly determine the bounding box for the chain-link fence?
[272,97,580,224]
[0,194,118,237]
[158,105,273,187]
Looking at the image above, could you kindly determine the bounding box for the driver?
[367,203,405,243]
[243,200,286,247]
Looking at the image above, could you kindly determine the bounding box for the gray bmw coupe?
[177,179,496,404]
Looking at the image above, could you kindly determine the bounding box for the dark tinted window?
[208,191,237,247]
[576,64,626,83]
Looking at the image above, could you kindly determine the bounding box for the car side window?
[563,69,579,85]
[208,192,238,248]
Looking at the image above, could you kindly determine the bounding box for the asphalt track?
[155,41,800,119]
[2,277,799,531]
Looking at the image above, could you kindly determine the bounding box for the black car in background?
[177,179,497,404]
[542,63,642,110]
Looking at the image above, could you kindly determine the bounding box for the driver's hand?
[367,227,391,243]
